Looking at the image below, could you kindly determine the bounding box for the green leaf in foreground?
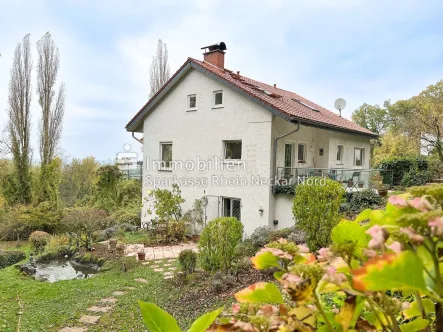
[187,308,223,332]
[234,282,284,304]
[251,251,280,270]
[400,318,429,332]
[138,301,181,332]
[352,251,426,292]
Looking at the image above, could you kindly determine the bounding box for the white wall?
[141,68,274,235]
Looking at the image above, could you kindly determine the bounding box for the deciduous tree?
[6,34,33,204]
[149,39,170,97]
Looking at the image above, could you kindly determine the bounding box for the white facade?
[139,68,371,235]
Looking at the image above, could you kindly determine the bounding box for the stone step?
[58,327,87,332]
[87,306,113,313]
[79,315,101,325]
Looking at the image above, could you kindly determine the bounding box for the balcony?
[275,167,393,194]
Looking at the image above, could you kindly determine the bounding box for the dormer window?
[213,90,223,108]
[188,94,197,111]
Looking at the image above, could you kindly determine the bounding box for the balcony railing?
[275,167,393,191]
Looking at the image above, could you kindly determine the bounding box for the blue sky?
[1,0,443,162]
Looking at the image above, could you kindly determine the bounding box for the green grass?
[121,231,149,244]
[0,241,227,332]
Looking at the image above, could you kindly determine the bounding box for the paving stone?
[154,253,165,259]
[135,278,148,283]
[87,306,113,313]
[153,267,164,272]
[112,291,126,296]
[142,262,150,265]
[164,271,174,276]
[79,315,101,325]
[164,275,174,280]
[99,298,118,304]
[163,263,171,267]
[58,327,87,332]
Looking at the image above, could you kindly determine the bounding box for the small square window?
[297,143,306,163]
[224,141,242,159]
[188,94,196,111]
[319,148,324,156]
[214,91,223,107]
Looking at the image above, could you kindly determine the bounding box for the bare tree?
[149,39,170,97]
[36,32,65,166]
[6,34,33,204]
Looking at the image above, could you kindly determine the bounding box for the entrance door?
[222,197,241,221]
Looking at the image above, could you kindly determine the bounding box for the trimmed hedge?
[0,250,26,269]
[377,156,428,185]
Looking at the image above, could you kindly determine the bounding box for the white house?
[126,42,377,235]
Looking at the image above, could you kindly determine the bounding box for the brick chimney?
[201,42,227,69]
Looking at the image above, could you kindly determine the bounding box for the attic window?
[292,98,319,112]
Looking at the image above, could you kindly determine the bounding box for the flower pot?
[137,252,145,261]
[358,183,364,188]
[347,181,354,188]
[378,189,388,197]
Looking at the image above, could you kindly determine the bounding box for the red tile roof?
[126,57,376,137]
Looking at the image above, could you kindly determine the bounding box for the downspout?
[272,119,301,194]
[131,132,143,144]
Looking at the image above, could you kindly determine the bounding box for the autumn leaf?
[234,282,284,304]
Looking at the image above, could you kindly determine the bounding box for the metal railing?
[275,167,393,190]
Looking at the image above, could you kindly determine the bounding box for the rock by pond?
[21,259,99,282]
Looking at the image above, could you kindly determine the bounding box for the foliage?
[29,201,64,233]
[34,158,63,204]
[90,164,123,211]
[29,231,51,254]
[293,177,344,250]
[0,205,32,241]
[0,251,26,269]
[108,205,141,226]
[47,235,69,250]
[286,228,306,244]
[348,189,382,212]
[390,80,443,161]
[36,245,77,263]
[146,184,185,221]
[274,184,295,195]
[182,198,204,233]
[59,156,99,206]
[377,156,428,186]
[178,249,197,275]
[246,226,295,256]
[401,170,433,187]
[63,208,109,249]
[167,220,186,243]
[373,131,420,166]
[198,217,244,273]
[352,102,391,136]
[138,184,443,331]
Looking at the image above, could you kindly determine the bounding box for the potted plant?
[378,184,390,197]
[358,180,364,188]
[347,180,354,188]
[137,248,145,261]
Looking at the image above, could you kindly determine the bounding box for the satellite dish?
[334,98,346,117]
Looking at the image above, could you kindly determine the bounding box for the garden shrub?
[377,156,428,185]
[348,189,382,212]
[47,235,69,250]
[0,205,32,241]
[293,177,344,250]
[235,238,257,258]
[0,251,26,269]
[146,184,185,221]
[269,227,293,241]
[29,231,51,253]
[108,205,141,226]
[401,170,433,187]
[178,249,197,274]
[198,217,243,273]
[29,201,64,234]
[167,220,186,242]
[286,228,306,244]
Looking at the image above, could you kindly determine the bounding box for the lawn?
[0,241,229,332]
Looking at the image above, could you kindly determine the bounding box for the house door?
[222,197,241,221]
[284,143,294,178]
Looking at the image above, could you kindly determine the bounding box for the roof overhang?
[126,59,378,139]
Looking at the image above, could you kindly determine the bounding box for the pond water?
[33,259,99,283]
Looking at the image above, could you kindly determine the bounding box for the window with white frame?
[337,145,344,163]
[187,94,197,111]
[160,142,172,169]
[354,148,364,166]
[213,90,223,107]
[222,197,241,220]
[224,140,242,159]
[297,143,307,163]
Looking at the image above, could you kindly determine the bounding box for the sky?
[1,0,443,162]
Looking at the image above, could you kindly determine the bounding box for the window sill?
[336,163,344,165]
[187,108,197,112]
[158,168,172,172]
[223,159,243,164]
[212,105,224,109]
